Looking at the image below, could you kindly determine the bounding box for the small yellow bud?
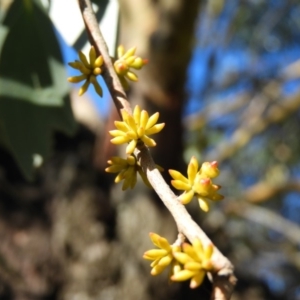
[190,271,206,289]
[126,139,138,154]
[126,131,138,140]
[171,270,195,282]
[89,46,97,67]
[67,74,87,83]
[144,233,179,277]
[179,189,194,204]
[68,47,104,97]
[158,255,173,267]
[79,79,90,96]
[141,135,156,147]
[198,197,210,212]
[137,127,145,137]
[78,50,90,68]
[117,45,125,58]
[93,67,102,75]
[187,156,199,184]
[171,180,191,191]
[123,46,136,58]
[126,155,136,166]
[143,249,169,260]
[145,123,165,135]
[173,252,191,265]
[114,121,129,132]
[111,136,130,145]
[201,161,220,178]
[126,71,138,81]
[169,170,189,184]
[92,80,103,97]
[133,105,141,124]
[125,56,136,65]
[94,55,104,68]
[185,261,202,271]
[140,110,149,129]
[130,57,144,69]
[151,265,165,276]
[68,61,82,69]
[109,130,127,137]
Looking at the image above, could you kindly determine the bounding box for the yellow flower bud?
[117,45,125,58]
[89,46,97,67]
[169,170,189,184]
[158,254,173,267]
[126,139,137,154]
[198,197,210,212]
[143,249,169,260]
[146,112,159,129]
[93,67,102,75]
[151,265,165,275]
[79,79,90,96]
[187,156,199,184]
[67,74,87,83]
[91,80,103,97]
[185,261,202,271]
[171,270,195,281]
[179,190,194,204]
[141,135,156,147]
[190,271,205,289]
[114,45,147,89]
[171,180,192,191]
[144,233,180,277]
[173,252,191,265]
[127,155,136,166]
[111,136,130,145]
[123,46,136,58]
[130,57,144,69]
[193,178,211,196]
[171,238,214,288]
[145,123,165,135]
[114,121,129,132]
[68,47,104,97]
[140,110,149,129]
[126,71,138,81]
[201,161,220,178]
[94,55,104,68]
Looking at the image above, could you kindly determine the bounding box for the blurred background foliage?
[0,0,300,299]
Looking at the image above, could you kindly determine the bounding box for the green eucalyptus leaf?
[0,0,77,180]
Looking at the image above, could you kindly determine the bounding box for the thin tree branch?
[77,0,131,115]
[77,1,237,299]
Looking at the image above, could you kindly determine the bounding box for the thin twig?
[77,1,237,299]
[77,0,131,115]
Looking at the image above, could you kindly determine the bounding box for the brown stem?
[77,1,237,299]
[77,0,131,115]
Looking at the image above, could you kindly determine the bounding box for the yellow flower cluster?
[109,105,165,154]
[172,239,214,289]
[169,157,223,212]
[105,154,150,190]
[143,233,214,289]
[68,46,103,97]
[114,45,148,90]
[143,233,181,276]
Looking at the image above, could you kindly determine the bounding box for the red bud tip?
[143,58,149,65]
[200,178,211,185]
[210,161,218,168]
[118,63,125,70]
